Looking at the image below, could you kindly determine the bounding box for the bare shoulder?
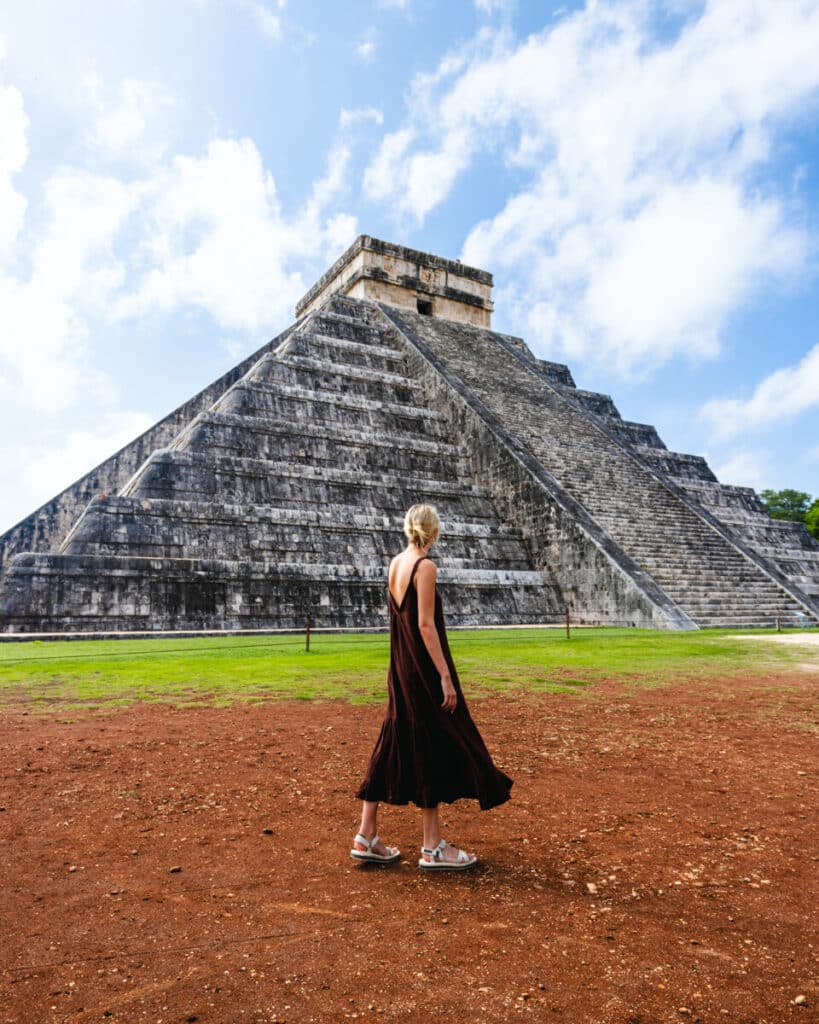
[415,557,437,581]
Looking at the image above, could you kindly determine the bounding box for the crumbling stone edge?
[493,329,819,625]
[0,318,306,582]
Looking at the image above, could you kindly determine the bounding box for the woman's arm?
[415,560,457,712]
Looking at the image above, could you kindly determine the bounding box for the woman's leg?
[421,806,441,851]
[420,805,477,865]
[354,800,394,856]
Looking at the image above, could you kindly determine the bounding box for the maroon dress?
[356,555,513,810]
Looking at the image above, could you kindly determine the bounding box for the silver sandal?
[349,832,401,864]
[418,838,478,871]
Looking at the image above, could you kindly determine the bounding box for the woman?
[351,503,513,871]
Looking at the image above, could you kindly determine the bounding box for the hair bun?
[404,504,441,548]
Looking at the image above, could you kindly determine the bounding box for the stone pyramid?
[1,236,817,634]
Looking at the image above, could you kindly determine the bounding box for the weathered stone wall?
[0,323,299,578]
[377,305,693,628]
[525,339,819,609]
[345,279,490,328]
[481,305,816,610]
[296,235,493,327]
[2,275,816,634]
[378,304,816,628]
[2,551,548,633]
[0,295,559,633]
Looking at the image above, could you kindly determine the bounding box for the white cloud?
[339,106,383,129]
[355,29,378,61]
[117,136,357,332]
[87,77,176,164]
[475,0,512,14]
[237,0,284,41]
[356,39,377,60]
[300,142,357,256]
[22,411,156,506]
[579,179,805,372]
[700,342,819,441]
[0,48,28,258]
[0,51,359,418]
[711,449,771,490]
[365,0,819,376]
[363,128,415,202]
[115,139,303,331]
[0,167,139,411]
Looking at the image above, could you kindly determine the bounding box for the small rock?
[678,1009,691,1016]
[130,849,138,856]
[262,828,274,835]
[169,865,182,874]
[68,865,77,873]
[794,995,807,1006]
[586,882,598,895]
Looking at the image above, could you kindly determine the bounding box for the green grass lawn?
[0,627,815,712]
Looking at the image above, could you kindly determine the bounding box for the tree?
[806,499,819,540]
[759,489,812,522]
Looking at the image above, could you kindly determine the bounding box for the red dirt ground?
[1,674,817,1024]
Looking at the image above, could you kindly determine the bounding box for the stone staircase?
[382,306,817,629]
[539,357,819,613]
[0,296,559,632]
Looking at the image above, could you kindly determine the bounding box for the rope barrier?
[0,621,692,669]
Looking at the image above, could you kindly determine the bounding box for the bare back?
[388,550,426,608]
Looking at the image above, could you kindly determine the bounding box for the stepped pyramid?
[1,235,817,634]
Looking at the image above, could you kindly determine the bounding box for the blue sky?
[1,0,818,535]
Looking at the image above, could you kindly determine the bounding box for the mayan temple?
[1,236,817,634]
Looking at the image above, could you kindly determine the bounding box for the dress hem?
[355,785,512,812]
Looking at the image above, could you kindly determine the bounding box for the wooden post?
[775,608,781,634]
[305,613,311,652]
[565,606,571,640]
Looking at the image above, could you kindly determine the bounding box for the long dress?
[355,555,513,810]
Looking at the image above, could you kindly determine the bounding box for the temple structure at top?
[296,235,494,328]
[0,235,817,634]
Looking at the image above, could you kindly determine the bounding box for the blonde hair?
[404,503,440,548]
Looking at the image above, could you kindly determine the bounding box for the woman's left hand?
[441,673,457,713]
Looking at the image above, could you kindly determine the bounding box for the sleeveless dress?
[355,555,513,810]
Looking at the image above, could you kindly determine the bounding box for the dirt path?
[735,634,819,647]
[1,674,817,1024]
